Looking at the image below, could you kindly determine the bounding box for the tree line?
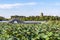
[11,15,60,21]
[0,13,60,21]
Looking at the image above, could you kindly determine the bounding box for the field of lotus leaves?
[0,21,60,40]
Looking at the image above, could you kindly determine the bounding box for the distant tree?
[9,13,60,21]
[0,16,5,21]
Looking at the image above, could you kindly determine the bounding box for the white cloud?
[38,2,60,6]
[47,2,60,6]
[0,2,37,9]
[55,3,60,6]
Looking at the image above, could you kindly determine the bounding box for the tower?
[40,12,43,17]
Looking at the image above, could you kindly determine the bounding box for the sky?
[0,0,60,18]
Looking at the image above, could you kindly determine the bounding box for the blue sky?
[0,0,60,18]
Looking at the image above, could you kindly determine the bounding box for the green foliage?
[0,15,60,21]
[0,22,60,40]
[10,15,60,21]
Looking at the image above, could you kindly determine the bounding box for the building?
[40,12,43,17]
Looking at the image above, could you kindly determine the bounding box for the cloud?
[38,2,60,6]
[54,3,60,6]
[0,2,37,9]
[47,2,60,6]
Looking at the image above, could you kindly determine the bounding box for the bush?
[0,22,60,40]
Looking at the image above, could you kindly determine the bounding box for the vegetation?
[0,21,60,40]
[11,14,60,21]
[0,13,60,21]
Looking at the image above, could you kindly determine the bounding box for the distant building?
[40,12,43,17]
[11,15,26,19]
